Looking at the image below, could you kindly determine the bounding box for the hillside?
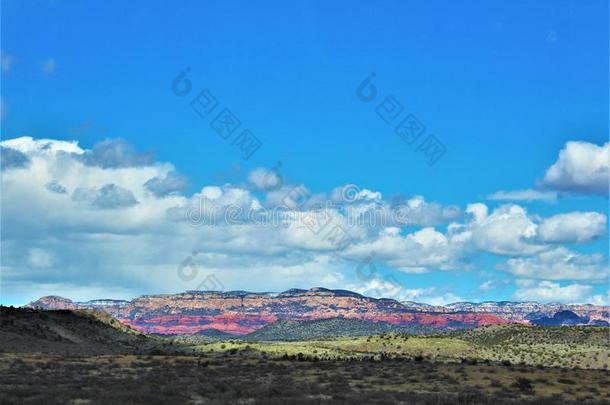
[2,307,609,404]
[196,324,610,370]
[243,318,440,341]
[459,323,610,348]
[0,306,169,355]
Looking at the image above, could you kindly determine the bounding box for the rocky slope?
[28,288,609,335]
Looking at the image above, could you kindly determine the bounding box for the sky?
[0,0,608,306]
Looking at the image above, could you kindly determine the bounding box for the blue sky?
[1,0,608,306]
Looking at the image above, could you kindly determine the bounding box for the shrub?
[511,377,533,393]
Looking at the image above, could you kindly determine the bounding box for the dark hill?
[0,306,169,355]
[531,310,590,326]
[243,318,439,341]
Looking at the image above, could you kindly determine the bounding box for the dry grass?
[1,350,608,404]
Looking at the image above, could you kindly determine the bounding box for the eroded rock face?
[27,288,609,335]
[27,296,79,310]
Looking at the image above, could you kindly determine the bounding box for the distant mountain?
[28,288,609,336]
[529,310,609,327]
[402,301,610,324]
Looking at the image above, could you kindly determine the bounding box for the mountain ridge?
[28,287,609,335]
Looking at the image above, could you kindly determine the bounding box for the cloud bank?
[1,136,607,305]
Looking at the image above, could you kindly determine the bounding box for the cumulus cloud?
[1,136,608,305]
[345,227,461,273]
[461,204,606,253]
[0,137,192,302]
[0,136,464,302]
[513,279,594,303]
[332,193,460,229]
[541,141,610,195]
[2,136,82,155]
[144,171,189,197]
[72,184,138,209]
[0,146,30,170]
[465,204,544,256]
[330,185,382,203]
[347,276,464,305]
[78,139,154,168]
[0,136,177,233]
[248,167,283,191]
[501,247,608,281]
[537,211,607,243]
[390,196,461,226]
[45,181,68,194]
[487,189,558,202]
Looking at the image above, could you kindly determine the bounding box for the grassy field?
[1,349,609,404]
[1,308,609,404]
[194,325,610,370]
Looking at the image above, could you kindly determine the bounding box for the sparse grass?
[2,307,609,404]
[193,326,610,370]
[1,352,609,404]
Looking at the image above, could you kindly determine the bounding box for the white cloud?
[541,141,610,195]
[501,247,608,281]
[466,203,488,224]
[78,138,154,168]
[248,167,282,191]
[72,184,139,209]
[390,196,461,226]
[1,137,359,302]
[0,137,185,284]
[330,185,382,203]
[1,136,608,305]
[144,171,189,197]
[465,204,545,256]
[1,146,30,169]
[347,276,463,305]
[487,189,558,202]
[588,294,609,306]
[344,227,459,273]
[537,211,607,243]
[46,181,68,194]
[1,136,82,154]
[333,193,460,228]
[513,279,593,303]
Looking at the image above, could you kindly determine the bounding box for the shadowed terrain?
[1,307,609,404]
[0,306,173,356]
